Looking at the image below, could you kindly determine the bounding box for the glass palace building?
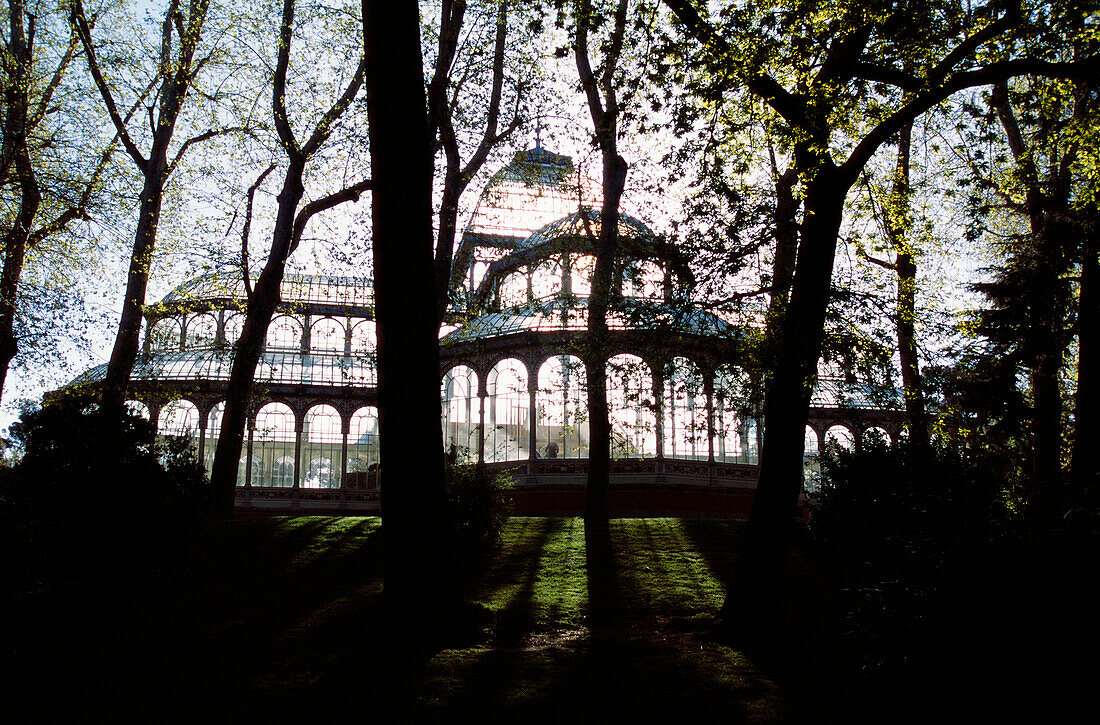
[65,147,899,513]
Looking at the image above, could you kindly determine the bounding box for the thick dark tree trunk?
[364,0,462,637]
[719,164,850,640]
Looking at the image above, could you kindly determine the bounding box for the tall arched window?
[485,359,529,462]
[863,426,891,447]
[347,406,380,489]
[825,425,855,452]
[713,364,759,464]
[622,259,664,299]
[150,318,181,351]
[303,405,342,488]
[441,366,479,462]
[310,317,346,354]
[125,400,150,420]
[664,357,708,460]
[158,400,200,452]
[351,320,377,383]
[499,272,528,308]
[253,402,296,487]
[223,313,244,346]
[205,401,224,479]
[569,255,595,296]
[531,258,563,299]
[607,354,656,457]
[186,313,217,348]
[804,426,821,492]
[536,356,588,459]
[266,316,302,351]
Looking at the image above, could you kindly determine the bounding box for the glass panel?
[485,359,529,463]
[607,354,656,457]
[663,357,708,460]
[441,366,479,463]
[310,317,346,354]
[253,402,296,487]
[713,364,759,465]
[302,405,342,488]
[536,355,588,459]
[347,406,380,490]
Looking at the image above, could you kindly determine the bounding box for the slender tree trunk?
[720,163,850,639]
[887,124,929,449]
[101,169,166,410]
[0,2,40,403]
[210,162,305,517]
[364,0,462,637]
[0,156,41,402]
[1070,208,1098,511]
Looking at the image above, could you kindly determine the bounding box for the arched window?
[310,317,346,354]
[223,313,244,346]
[186,313,217,348]
[531,258,563,299]
[863,426,891,447]
[125,400,150,420]
[150,318,181,351]
[569,255,595,296]
[441,366,479,463]
[499,272,528,308]
[536,356,588,459]
[485,359,529,462]
[204,401,224,479]
[804,427,821,492]
[158,400,199,450]
[238,455,262,487]
[664,357,708,460]
[303,405,342,488]
[713,364,759,465]
[266,316,302,351]
[824,425,855,452]
[253,402,296,487]
[608,354,656,457]
[623,259,664,299]
[350,320,377,384]
[306,457,335,489]
[347,406,380,489]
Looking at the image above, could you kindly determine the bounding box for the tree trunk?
[0,154,41,403]
[719,164,849,640]
[1069,207,1097,511]
[100,168,165,410]
[887,124,929,449]
[363,0,462,638]
[0,2,40,403]
[209,161,306,517]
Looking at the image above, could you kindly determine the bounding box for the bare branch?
[290,178,372,254]
[166,126,253,177]
[69,0,147,169]
[240,164,277,301]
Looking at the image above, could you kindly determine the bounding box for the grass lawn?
[7,516,861,723]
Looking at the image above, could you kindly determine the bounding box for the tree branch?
[290,178,372,254]
[69,0,147,170]
[240,164,277,301]
[166,126,253,177]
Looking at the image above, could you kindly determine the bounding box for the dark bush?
[809,436,1096,714]
[1,394,209,596]
[444,462,512,571]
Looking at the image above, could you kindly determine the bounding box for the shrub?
[1,394,209,596]
[444,462,512,570]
